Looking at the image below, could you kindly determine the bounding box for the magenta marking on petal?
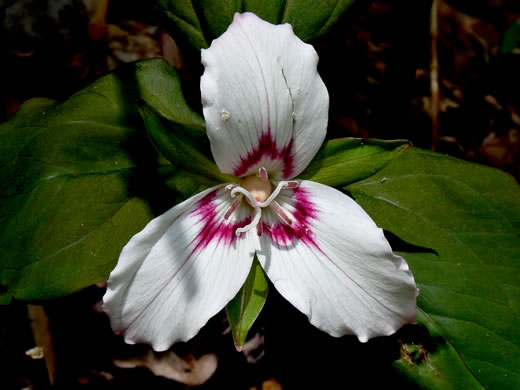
[280,138,295,179]
[257,219,263,236]
[265,187,319,247]
[293,186,318,219]
[233,128,295,179]
[190,190,251,253]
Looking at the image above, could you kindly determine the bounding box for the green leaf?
[129,58,206,126]
[501,19,520,54]
[347,148,520,389]
[140,103,234,185]
[225,256,269,351]
[0,59,205,303]
[280,0,362,42]
[394,311,484,389]
[154,0,208,49]
[298,138,410,187]
[153,0,366,50]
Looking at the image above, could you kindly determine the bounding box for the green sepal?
[225,256,269,351]
[298,138,410,187]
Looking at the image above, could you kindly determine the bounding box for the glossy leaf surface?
[348,148,520,389]
[0,59,205,303]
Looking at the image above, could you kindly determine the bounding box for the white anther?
[271,201,292,225]
[224,195,243,220]
[283,180,299,189]
[258,167,269,181]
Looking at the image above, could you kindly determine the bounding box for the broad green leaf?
[347,148,520,389]
[139,103,233,185]
[280,0,362,42]
[501,19,520,54]
[0,59,205,303]
[153,0,366,50]
[299,138,410,187]
[225,256,268,350]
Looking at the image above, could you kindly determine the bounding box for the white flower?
[103,12,418,351]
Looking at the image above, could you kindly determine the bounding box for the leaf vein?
[418,308,486,388]
[428,312,520,348]
[417,282,510,307]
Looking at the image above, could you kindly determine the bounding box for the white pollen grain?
[220,109,230,121]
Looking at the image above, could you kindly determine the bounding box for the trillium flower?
[103,12,418,352]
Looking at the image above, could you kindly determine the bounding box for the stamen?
[228,179,296,237]
[283,180,299,189]
[231,186,259,207]
[225,184,237,191]
[256,219,263,236]
[258,167,269,181]
[236,207,262,236]
[258,181,288,207]
[224,195,242,220]
[271,201,292,225]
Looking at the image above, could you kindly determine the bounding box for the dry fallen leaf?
[114,349,217,386]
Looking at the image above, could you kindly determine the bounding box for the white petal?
[201,12,329,180]
[103,185,256,351]
[256,181,418,341]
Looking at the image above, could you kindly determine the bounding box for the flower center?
[241,175,272,203]
[224,167,299,237]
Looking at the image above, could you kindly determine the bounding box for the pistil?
[235,206,261,236]
[242,175,272,203]
[226,167,300,236]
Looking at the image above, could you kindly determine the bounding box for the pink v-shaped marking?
[190,190,250,254]
[265,187,319,248]
[233,128,295,179]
